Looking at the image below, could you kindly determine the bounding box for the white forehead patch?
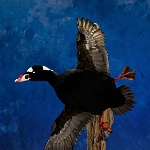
[43,66,51,71]
[27,67,33,72]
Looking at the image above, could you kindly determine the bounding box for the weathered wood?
[86,108,114,150]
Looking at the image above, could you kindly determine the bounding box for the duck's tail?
[111,85,135,116]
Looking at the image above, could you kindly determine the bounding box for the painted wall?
[0,0,150,149]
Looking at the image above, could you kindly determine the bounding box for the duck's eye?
[25,75,29,79]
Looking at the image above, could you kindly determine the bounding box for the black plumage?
[15,17,136,150]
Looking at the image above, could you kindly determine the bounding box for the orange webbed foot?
[96,114,112,142]
[114,66,136,82]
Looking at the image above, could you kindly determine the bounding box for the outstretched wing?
[44,108,93,150]
[76,17,109,75]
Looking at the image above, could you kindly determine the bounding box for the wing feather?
[44,108,93,150]
[76,17,109,74]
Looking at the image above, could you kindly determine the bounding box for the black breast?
[54,69,117,114]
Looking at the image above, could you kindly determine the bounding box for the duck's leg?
[96,112,112,142]
[114,66,136,82]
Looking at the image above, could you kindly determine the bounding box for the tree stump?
[86,108,114,150]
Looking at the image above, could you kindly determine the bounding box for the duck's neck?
[43,70,58,87]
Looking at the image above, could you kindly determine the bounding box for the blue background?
[0,0,150,149]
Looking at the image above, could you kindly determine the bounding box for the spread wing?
[44,107,93,150]
[76,17,109,75]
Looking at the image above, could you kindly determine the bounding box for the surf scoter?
[15,17,136,150]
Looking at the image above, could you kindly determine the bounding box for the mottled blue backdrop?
[0,0,150,150]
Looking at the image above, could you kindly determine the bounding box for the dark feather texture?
[44,108,93,150]
[111,85,135,116]
[76,17,109,75]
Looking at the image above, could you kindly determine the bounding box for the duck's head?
[14,65,52,82]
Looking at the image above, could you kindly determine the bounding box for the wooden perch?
[86,108,114,150]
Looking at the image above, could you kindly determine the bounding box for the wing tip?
[44,108,93,150]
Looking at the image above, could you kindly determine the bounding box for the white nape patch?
[43,66,52,71]
[27,67,33,72]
